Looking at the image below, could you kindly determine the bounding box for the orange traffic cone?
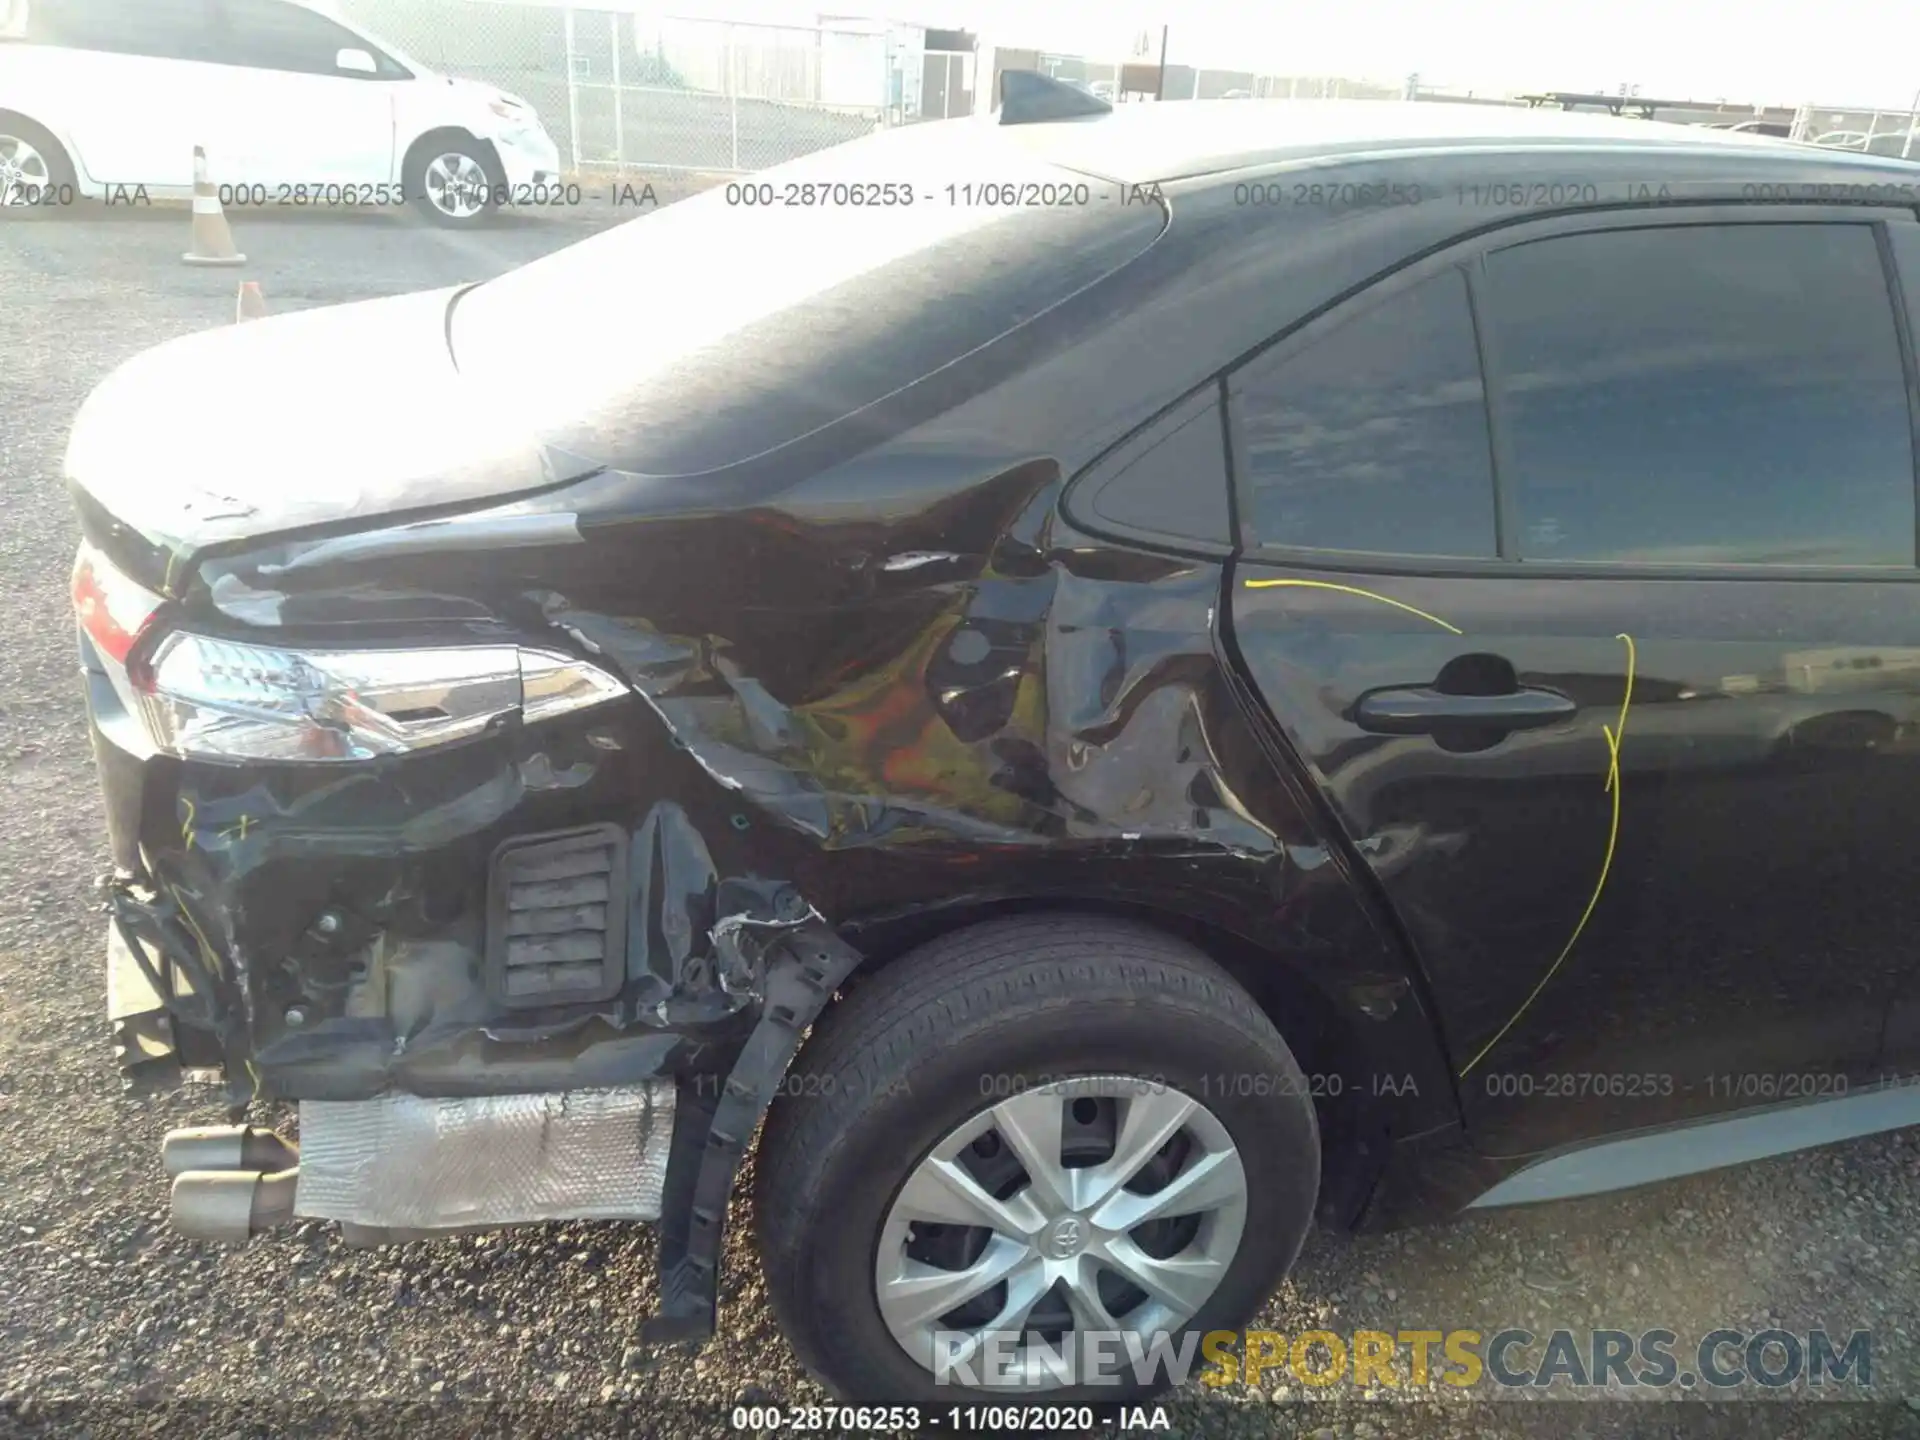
[182,146,245,267]
[235,280,267,322]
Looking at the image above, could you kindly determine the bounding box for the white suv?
[0,0,563,225]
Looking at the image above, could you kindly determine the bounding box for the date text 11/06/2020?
[215,181,594,209]
[1476,1071,1856,1100]
[724,1326,1874,1430]
[729,1403,1174,1433]
[682,1069,1421,1101]
[720,180,1169,208]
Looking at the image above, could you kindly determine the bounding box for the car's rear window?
[450,121,1167,477]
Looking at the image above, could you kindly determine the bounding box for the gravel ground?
[3,203,1920,1440]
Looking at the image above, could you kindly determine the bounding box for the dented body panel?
[93,453,1452,1130]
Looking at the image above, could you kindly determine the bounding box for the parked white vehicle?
[0,0,563,225]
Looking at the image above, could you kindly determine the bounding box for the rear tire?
[755,915,1321,1404]
[0,114,74,209]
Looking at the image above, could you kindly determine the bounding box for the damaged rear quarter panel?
[138,180,1461,1138]
[147,455,1450,1150]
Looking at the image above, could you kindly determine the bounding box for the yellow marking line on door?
[1462,632,1637,1075]
[1242,577,1465,635]
[1238,577,1638,1077]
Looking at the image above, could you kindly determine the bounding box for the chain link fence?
[339,0,903,172]
[1017,52,1428,104]
[1792,104,1920,155]
[1183,73,1403,100]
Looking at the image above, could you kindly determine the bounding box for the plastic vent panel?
[485,824,629,1009]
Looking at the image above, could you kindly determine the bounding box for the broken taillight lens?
[71,543,165,680]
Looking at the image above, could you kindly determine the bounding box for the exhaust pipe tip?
[170,1168,298,1244]
[162,1125,298,1179]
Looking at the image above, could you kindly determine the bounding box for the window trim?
[1058,379,1236,558]
[1228,202,1920,581]
[1876,220,1920,570]
[1462,253,1517,560]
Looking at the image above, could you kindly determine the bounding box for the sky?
[648,0,1920,109]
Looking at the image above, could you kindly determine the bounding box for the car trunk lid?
[62,285,593,595]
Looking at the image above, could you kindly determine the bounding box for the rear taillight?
[71,543,630,763]
[135,635,629,763]
[71,543,165,685]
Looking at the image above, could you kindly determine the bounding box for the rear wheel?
[0,115,73,208]
[755,915,1321,1404]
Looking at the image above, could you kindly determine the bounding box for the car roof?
[994,99,1878,184]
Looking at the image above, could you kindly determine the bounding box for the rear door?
[1226,207,1920,1156]
[17,0,217,188]
[203,0,399,187]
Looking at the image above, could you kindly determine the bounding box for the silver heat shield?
[293,1083,675,1230]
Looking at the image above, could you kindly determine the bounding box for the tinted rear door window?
[215,0,378,73]
[1483,223,1917,566]
[27,0,216,58]
[1232,267,1498,558]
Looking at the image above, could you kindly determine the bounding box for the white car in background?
[0,0,563,224]
[1806,129,1920,158]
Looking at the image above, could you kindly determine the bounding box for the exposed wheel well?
[834,896,1388,1229]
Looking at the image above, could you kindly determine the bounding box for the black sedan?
[64,75,1920,1403]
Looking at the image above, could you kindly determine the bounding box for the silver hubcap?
[0,135,51,206]
[875,1076,1248,1389]
[424,152,490,218]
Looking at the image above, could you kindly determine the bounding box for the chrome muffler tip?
[169,1168,299,1244]
[162,1124,298,1179]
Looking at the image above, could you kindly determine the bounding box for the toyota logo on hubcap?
[1041,1216,1085,1260]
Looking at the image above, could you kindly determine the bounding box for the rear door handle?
[1353,685,1577,736]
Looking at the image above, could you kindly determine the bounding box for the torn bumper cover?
[89,621,861,1343]
[107,860,857,1339]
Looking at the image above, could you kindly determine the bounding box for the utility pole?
[1155,25,1168,100]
